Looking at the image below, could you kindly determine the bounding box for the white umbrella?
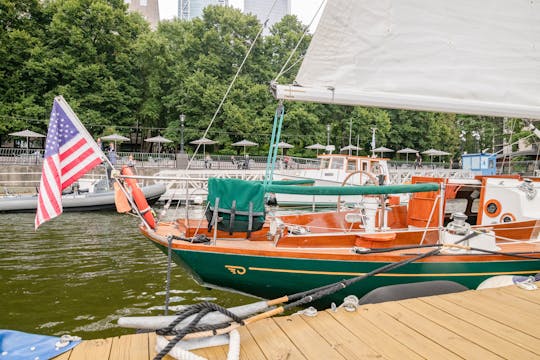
[190,137,217,155]
[372,146,394,158]
[396,147,418,162]
[101,133,130,150]
[305,143,326,156]
[422,148,450,163]
[145,135,172,154]
[9,129,45,154]
[232,139,258,156]
[276,141,294,156]
[340,144,362,155]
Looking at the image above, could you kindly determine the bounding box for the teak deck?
[54,283,540,359]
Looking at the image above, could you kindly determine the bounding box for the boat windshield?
[330,158,344,169]
[347,159,357,171]
[320,158,330,169]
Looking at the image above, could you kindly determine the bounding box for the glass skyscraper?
[179,0,229,20]
[244,0,291,34]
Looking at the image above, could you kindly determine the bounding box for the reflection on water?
[0,207,255,339]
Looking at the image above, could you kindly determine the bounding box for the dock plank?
[421,294,540,355]
[362,302,464,360]
[330,307,424,359]
[442,290,540,336]
[65,338,112,360]
[303,310,386,359]
[109,333,149,360]
[496,284,540,305]
[274,315,346,359]
[52,283,540,359]
[400,297,538,359]
[246,318,307,359]
[236,326,267,360]
[377,301,504,359]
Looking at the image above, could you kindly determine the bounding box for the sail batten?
[273,0,540,118]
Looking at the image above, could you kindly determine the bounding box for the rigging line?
[273,0,326,83]
[186,0,282,170]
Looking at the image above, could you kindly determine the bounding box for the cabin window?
[471,199,480,213]
[361,162,368,171]
[331,158,344,169]
[347,159,357,171]
[320,158,330,169]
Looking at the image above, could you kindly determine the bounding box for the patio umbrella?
[396,147,418,162]
[276,141,294,156]
[422,149,450,163]
[372,146,394,158]
[9,129,45,154]
[232,139,258,156]
[144,135,172,154]
[305,143,326,156]
[190,137,217,155]
[340,144,362,155]
[101,133,130,151]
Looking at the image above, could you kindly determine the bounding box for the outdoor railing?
[1,147,538,175]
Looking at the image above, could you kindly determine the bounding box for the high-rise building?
[124,0,160,30]
[244,0,290,34]
[179,0,229,20]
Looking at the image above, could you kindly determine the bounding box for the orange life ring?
[484,199,502,218]
[121,166,156,229]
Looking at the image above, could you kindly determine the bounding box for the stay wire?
[273,0,326,82]
[186,0,282,170]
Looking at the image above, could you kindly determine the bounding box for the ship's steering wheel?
[337,170,382,232]
[336,170,380,212]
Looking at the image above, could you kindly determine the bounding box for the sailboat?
[135,0,540,304]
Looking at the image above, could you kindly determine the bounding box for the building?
[125,0,160,30]
[179,0,229,20]
[244,0,291,34]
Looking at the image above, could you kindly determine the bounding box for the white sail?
[272,0,540,118]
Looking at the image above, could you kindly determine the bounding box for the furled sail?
[272,0,540,118]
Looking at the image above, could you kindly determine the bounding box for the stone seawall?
[0,165,160,193]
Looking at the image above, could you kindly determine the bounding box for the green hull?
[155,244,540,306]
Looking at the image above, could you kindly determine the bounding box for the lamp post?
[179,114,185,153]
[472,130,481,153]
[326,124,331,146]
[370,127,377,157]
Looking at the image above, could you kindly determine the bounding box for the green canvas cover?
[206,178,266,235]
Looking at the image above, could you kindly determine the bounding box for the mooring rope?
[154,302,245,360]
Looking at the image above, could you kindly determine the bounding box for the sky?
[158,0,324,31]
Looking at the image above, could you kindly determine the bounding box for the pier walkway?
[54,282,540,359]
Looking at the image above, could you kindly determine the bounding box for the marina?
[54,282,540,359]
[2,0,540,358]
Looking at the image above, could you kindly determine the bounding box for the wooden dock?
[54,283,540,359]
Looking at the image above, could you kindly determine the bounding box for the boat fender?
[155,329,240,360]
[358,281,468,305]
[477,274,540,290]
[121,166,157,229]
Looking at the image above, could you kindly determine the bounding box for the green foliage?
[0,1,525,157]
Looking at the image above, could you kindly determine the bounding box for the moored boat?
[0,179,166,213]
[139,175,540,305]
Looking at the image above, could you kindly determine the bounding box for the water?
[0,209,255,340]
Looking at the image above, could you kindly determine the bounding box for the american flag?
[35,96,104,229]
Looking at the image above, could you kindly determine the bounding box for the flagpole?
[55,96,153,231]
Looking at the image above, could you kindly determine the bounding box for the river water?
[0,208,255,340]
